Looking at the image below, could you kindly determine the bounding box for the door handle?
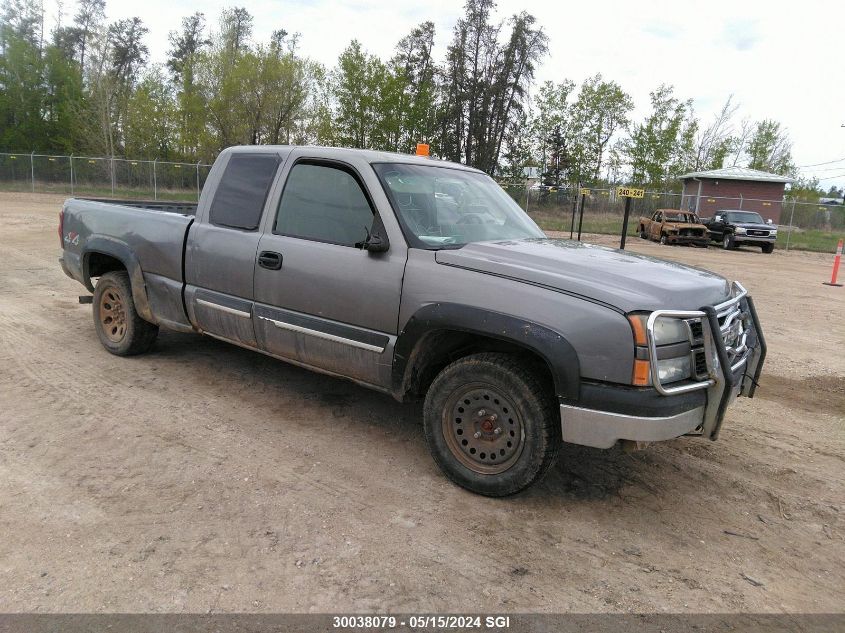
[258,251,283,270]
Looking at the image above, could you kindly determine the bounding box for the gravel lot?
[0,191,843,613]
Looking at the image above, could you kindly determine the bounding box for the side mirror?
[714,215,722,223]
[356,216,390,253]
[766,218,773,225]
[362,232,389,253]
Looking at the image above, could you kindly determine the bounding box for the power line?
[797,156,845,168]
[800,164,845,173]
[815,172,845,181]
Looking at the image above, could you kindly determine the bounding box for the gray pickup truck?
[59,145,766,496]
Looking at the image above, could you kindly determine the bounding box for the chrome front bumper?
[560,404,705,449]
[560,283,766,449]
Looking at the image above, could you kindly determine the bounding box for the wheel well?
[401,330,555,402]
[86,252,126,282]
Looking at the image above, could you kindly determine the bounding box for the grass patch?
[0,181,198,202]
[777,229,845,253]
[529,208,845,254]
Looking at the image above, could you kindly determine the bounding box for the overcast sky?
[92,0,844,190]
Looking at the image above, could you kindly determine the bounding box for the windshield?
[373,163,545,248]
[663,212,697,222]
[725,211,764,223]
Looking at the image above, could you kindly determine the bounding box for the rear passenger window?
[274,162,374,246]
[209,153,280,230]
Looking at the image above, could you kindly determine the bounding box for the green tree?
[167,12,208,158]
[745,119,795,176]
[530,79,574,175]
[624,84,692,186]
[123,66,176,158]
[570,73,633,183]
[333,39,384,148]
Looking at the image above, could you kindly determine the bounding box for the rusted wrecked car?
[637,209,709,247]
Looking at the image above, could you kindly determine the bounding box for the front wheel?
[93,271,159,356]
[762,243,774,254]
[659,234,668,245]
[423,353,561,497]
[723,233,735,250]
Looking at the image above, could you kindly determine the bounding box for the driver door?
[252,156,406,387]
[650,211,663,240]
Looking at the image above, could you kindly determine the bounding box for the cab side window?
[274,162,374,247]
[208,153,280,231]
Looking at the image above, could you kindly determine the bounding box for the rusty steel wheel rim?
[442,382,525,475]
[99,286,127,343]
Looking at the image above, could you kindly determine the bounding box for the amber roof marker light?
[415,143,430,157]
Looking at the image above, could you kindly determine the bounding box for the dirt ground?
[0,191,843,614]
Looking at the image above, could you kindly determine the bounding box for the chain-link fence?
[500,182,845,253]
[0,152,212,201]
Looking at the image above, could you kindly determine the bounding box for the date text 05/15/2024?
[332,615,512,629]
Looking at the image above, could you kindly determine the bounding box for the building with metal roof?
[679,166,794,223]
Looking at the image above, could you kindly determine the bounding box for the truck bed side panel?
[61,199,194,329]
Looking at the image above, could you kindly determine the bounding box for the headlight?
[628,314,694,386]
[656,355,692,384]
[735,227,747,234]
[770,229,777,236]
[651,317,689,344]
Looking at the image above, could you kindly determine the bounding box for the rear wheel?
[93,271,158,356]
[723,233,735,250]
[423,353,561,497]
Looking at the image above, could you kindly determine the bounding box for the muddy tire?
[723,233,735,250]
[93,271,158,356]
[423,353,560,497]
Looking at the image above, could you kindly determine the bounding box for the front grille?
[688,320,704,341]
[747,230,768,236]
[694,350,708,378]
[717,302,749,369]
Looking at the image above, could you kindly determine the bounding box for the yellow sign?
[617,186,644,199]
[580,188,591,196]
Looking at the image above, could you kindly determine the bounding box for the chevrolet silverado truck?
[59,146,766,497]
[637,209,709,247]
[703,210,777,253]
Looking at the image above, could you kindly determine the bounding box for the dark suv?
[703,210,777,253]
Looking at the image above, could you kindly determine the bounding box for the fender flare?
[392,302,580,400]
[82,235,157,324]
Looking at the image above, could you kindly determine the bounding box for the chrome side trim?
[560,404,705,449]
[258,315,385,354]
[196,298,252,319]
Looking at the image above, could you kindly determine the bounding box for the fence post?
[786,197,796,251]
[153,158,157,200]
[619,196,632,249]
[196,161,201,201]
[739,194,743,209]
[30,151,35,193]
[69,153,74,195]
[110,156,115,196]
[576,193,586,242]
[524,178,530,212]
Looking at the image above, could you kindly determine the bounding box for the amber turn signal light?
[627,314,647,346]
[632,359,651,386]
